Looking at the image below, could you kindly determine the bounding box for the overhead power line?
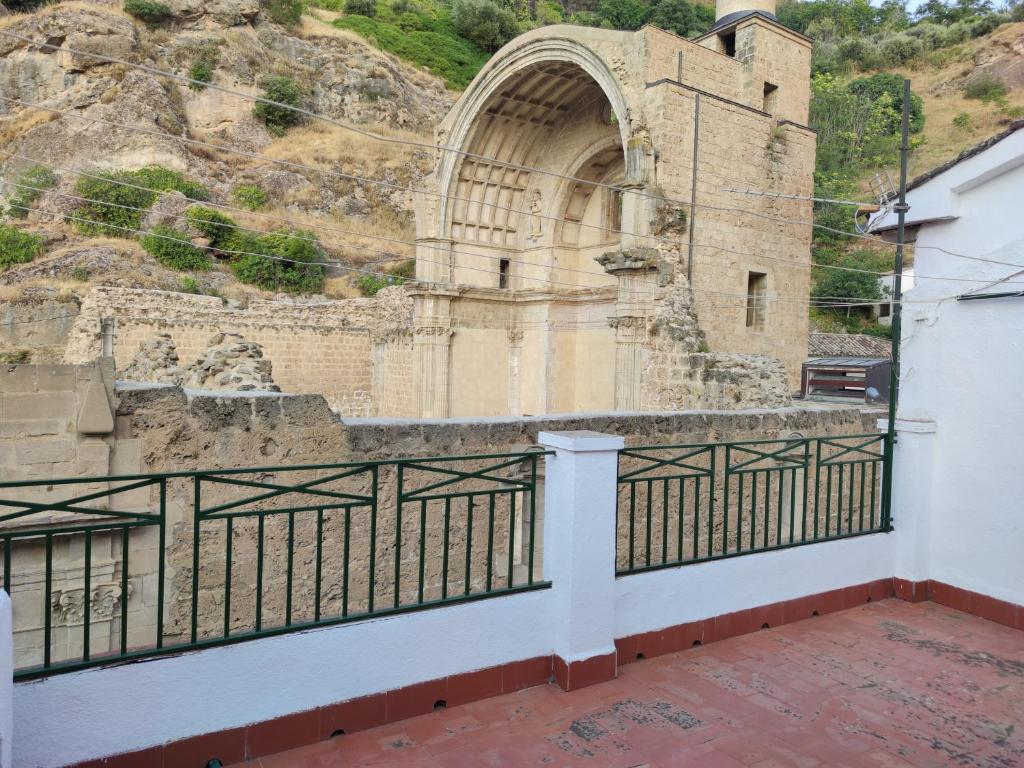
[8,157,1022,290]
[5,178,953,309]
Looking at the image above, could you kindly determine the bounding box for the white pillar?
[538,430,623,691]
[887,417,937,598]
[0,590,12,768]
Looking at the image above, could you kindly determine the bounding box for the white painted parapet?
[539,430,623,687]
[0,591,12,768]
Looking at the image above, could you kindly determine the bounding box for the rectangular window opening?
[746,272,767,329]
[499,258,510,289]
[763,82,778,114]
[879,302,891,318]
[719,31,737,57]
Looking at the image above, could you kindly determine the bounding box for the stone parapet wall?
[64,286,414,415]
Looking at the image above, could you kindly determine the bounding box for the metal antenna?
[880,79,911,531]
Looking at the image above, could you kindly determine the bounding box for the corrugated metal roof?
[806,357,888,367]
[807,333,891,359]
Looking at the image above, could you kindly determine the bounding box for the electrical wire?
[8,158,1023,291]
[7,188,947,309]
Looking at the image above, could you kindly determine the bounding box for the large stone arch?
[432,31,641,248]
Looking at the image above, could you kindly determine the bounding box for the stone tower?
[410,5,814,417]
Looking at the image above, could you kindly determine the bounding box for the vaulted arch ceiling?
[447,61,623,248]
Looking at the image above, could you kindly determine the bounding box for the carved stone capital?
[508,328,524,345]
[51,581,132,625]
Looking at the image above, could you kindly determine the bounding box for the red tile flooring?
[242,599,1024,767]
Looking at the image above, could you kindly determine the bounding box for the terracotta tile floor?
[243,600,1024,767]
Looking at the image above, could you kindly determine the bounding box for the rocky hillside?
[0,0,451,310]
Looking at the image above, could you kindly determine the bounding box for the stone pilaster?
[597,248,663,412]
[410,288,458,418]
[507,328,523,417]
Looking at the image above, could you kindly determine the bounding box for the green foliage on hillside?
[4,166,56,220]
[331,1,491,89]
[230,229,327,293]
[254,76,304,134]
[73,167,209,237]
[0,224,43,272]
[123,0,174,24]
[140,226,212,271]
[357,259,415,295]
[325,0,713,89]
[777,0,1013,75]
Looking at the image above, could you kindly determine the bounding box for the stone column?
[597,249,662,412]
[507,328,523,417]
[538,430,624,691]
[414,238,455,283]
[410,288,457,419]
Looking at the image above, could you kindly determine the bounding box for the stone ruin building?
[411,0,813,417]
[57,0,813,418]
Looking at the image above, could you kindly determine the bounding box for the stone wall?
[2,374,880,667]
[0,359,151,669]
[64,286,414,416]
[0,296,81,363]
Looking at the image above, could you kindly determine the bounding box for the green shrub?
[357,260,413,295]
[964,76,1007,102]
[849,73,925,134]
[253,76,303,134]
[952,111,972,131]
[266,0,304,25]
[879,33,922,67]
[390,0,412,12]
[232,184,269,211]
[188,60,214,91]
[141,225,211,271]
[452,0,518,51]
[186,206,238,249]
[345,0,377,15]
[179,275,201,294]
[71,266,91,282]
[230,229,326,293]
[123,0,173,24]
[970,12,1007,38]
[648,0,713,37]
[72,167,209,237]
[5,165,57,219]
[0,224,43,272]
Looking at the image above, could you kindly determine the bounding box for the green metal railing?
[0,450,547,679]
[616,434,888,575]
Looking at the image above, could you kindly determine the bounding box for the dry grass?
[262,122,433,173]
[323,276,363,299]
[0,108,59,147]
[889,22,1024,178]
[232,205,415,265]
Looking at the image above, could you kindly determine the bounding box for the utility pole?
[880,78,911,531]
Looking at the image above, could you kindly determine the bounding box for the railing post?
[538,430,624,692]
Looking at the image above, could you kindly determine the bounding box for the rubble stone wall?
[64,286,414,415]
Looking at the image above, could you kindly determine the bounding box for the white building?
[870,119,1024,606]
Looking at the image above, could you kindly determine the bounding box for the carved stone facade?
[413,10,813,417]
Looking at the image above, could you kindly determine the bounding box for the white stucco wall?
[0,593,12,768]
[13,589,553,768]
[615,533,895,637]
[885,127,1024,605]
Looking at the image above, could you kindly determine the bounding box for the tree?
[452,0,519,51]
[649,0,714,37]
[849,72,924,134]
[596,0,649,29]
